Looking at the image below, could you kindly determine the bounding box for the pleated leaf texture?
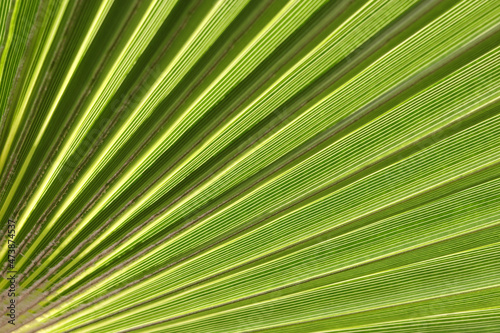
[0,0,499,332]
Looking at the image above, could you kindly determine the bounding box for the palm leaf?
[0,0,499,332]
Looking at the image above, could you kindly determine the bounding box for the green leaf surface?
[1,0,499,332]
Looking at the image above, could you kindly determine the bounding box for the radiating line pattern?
[0,0,499,332]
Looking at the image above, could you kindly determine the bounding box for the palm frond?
[1,0,499,332]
